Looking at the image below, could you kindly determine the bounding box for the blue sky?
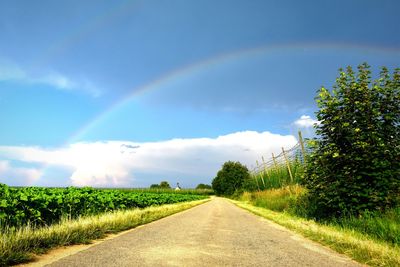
[0,0,399,187]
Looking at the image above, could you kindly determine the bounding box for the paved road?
[48,198,361,267]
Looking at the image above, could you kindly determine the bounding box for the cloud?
[0,131,297,187]
[293,115,320,128]
[0,60,101,97]
[0,160,42,186]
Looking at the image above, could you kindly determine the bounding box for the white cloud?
[0,160,42,186]
[293,115,320,128]
[0,60,101,97]
[0,131,297,187]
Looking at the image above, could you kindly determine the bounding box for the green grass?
[330,208,400,247]
[237,186,400,266]
[240,186,400,246]
[252,157,304,190]
[240,185,305,212]
[0,198,209,266]
[233,200,400,267]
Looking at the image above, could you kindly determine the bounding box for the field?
[0,183,208,229]
[0,183,210,265]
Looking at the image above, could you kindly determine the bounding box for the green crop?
[0,183,206,229]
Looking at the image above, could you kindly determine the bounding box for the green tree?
[159,181,171,189]
[304,63,400,218]
[150,184,160,189]
[195,183,212,190]
[212,161,251,196]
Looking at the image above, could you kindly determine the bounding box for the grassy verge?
[232,200,400,267]
[240,185,305,212]
[0,198,210,266]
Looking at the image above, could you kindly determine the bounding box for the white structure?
[175,182,181,191]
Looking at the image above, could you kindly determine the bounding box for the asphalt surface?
[47,198,362,267]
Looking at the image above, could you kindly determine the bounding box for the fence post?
[282,147,294,183]
[257,160,266,189]
[261,156,269,177]
[298,131,307,164]
[272,153,278,171]
[255,160,261,191]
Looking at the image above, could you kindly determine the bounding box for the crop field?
[110,188,214,195]
[0,183,207,229]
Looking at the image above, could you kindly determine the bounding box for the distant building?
[175,182,181,191]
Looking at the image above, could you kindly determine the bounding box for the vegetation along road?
[44,198,361,267]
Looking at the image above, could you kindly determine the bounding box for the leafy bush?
[212,161,251,196]
[304,63,400,219]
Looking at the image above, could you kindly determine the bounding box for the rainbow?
[66,42,400,144]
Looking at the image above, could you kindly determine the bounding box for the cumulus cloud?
[0,160,42,186]
[0,60,101,97]
[293,115,320,128]
[0,131,297,187]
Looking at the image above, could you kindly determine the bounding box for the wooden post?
[255,160,261,191]
[272,153,278,173]
[298,131,307,164]
[257,160,266,189]
[282,147,294,183]
[261,156,269,177]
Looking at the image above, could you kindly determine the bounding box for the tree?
[150,184,160,189]
[212,161,251,196]
[304,63,400,218]
[159,181,171,189]
[195,183,212,190]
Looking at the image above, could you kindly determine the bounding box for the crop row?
[0,183,206,228]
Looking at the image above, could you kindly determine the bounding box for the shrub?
[304,63,400,219]
[159,181,171,189]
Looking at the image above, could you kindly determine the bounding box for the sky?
[0,0,399,188]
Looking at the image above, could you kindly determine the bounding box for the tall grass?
[252,154,304,190]
[240,186,400,247]
[240,185,305,212]
[250,135,310,191]
[233,200,400,267]
[331,207,400,246]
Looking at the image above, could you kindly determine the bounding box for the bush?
[195,183,212,190]
[304,63,400,219]
[212,161,251,196]
[150,181,171,189]
[159,181,171,189]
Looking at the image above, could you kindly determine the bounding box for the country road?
[46,198,361,267]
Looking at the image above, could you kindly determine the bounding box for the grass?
[236,187,400,266]
[0,198,210,266]
[240,185,305,212]
[330,208,400,247]
[252,156,304,190]
[233,200,400,267]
